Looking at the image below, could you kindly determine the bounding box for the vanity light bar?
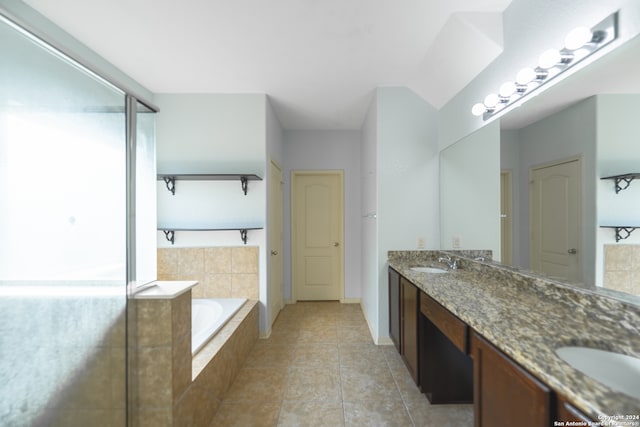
[471,12,618,120]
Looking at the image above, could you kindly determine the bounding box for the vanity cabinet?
[400,276,420,384]
[420,293,473,403]
[388,268,401,352]
[472,332,552,427]
[556,394,595,423]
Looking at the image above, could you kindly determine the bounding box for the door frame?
[268,159,283,327]
[500,170,513,265]
[528,156,582,281]
[290,170,345,302]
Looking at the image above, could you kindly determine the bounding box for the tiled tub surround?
[158,247,259,300]
[604,244,640,296]
[388,251,640,421]
[131,285,258,426]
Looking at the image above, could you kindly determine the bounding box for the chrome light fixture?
[471,12,618,119]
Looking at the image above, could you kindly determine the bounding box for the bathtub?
[192,298,247,354]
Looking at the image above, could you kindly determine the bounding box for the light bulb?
[499,82,517,98]
[471,103,486,116]
[565,26,592,50]
[516,68,535,85]
[539,49,561,69]
[484,94,499,108]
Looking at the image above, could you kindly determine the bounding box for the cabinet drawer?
[420,293,467,353]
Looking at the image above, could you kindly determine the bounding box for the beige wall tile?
[183,384,220,427]
[191,283,205,298]
[172,385,195,427]
[604,271,633,293]
[137,300,172,347]
[178,248,205,277]
[172,335,191,400]
[631,272,640,296]
[137,346,173,408]
[202,273,232,298]
[232,246,259,273]
[604,244,632,271]
[172,292,191,343]
[205,247,232,274]
[111,347,127,410]
[232,274,259,299]
[632,246,640,271]
[158,248,180,277]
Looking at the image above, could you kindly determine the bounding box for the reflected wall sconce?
[471,12,618,120]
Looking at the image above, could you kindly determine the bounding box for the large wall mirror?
[440,32,640,306]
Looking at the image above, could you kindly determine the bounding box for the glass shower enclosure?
[0,11,156,426]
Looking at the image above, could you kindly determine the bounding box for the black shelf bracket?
[601,173,640,194]
[613,175,635,193]
[239,229,248,244]
[162,230,175,245]
[614,227,637,242]
[240,176,248,195]
[163,176,176,195]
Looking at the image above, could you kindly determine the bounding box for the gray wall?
[282,129,362,302]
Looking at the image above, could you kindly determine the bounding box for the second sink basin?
[555,346,640,400]
[410,267,449,274]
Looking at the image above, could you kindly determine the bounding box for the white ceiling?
[22,0,512,129]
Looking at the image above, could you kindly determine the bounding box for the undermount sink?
[410,266,449,274]
[555,346,640,400]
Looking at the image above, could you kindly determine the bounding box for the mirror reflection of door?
[500,171,513,265]
[529,158,582,282]
[291,171,344,301]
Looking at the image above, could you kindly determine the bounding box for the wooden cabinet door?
[401,277,419,384]
[472,333,551,427]
[556,394,594,423]
[388,268,401,353]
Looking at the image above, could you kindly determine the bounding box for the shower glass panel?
[136,102,157,287]
[0,16,129,426]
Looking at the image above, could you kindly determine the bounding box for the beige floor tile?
[391,365,424,401]
[298,324,338,344]
[284,367,342,401]
[338,343,387,368]
[343,398,412,427]
[340,364,401,402]
[337,326,373,344]
[405,396,474,427]
[210,401,281,427]
[291,343,339,368]
[278,400,344,427]
[244,343,297,368]
[210,301,474,426]
[224,367,287,402]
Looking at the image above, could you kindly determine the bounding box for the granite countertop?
[388,250,640,421]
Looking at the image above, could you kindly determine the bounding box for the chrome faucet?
[438,255,459,270]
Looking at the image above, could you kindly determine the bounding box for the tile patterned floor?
[210,301,473,426]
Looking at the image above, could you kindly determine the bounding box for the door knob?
[334,242,340,247]
[271,250,278,256]
[567,248,577,254]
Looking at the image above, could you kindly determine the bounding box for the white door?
[269,161,283,326]
[530,158,582,282]
[292,171,344,301]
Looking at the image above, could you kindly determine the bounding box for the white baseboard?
[340,298,361,304]
[376,336,393,345]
